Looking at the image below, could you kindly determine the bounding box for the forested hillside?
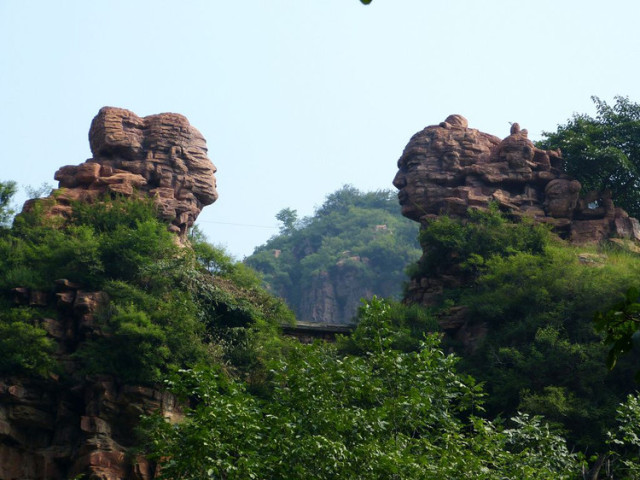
[1,183,617,479]
[4,98,640,478]
[245,186,421,324]
[407,207,640,455]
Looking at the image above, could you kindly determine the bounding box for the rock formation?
[0,107,216,478]
[395,115,640,346]
[1,282,182,479]
[29,106,218,237]
[298,257,374,325]
[393,114,640,243]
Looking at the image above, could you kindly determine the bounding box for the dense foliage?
[409,207,640,454]
[539,96,640,217]
[142,298,582,479]
[0,189,291,383]
[595,286,640,381]
[409,204,549,282]
[245,186,421,323]
[0,180,16,228]
[4,177,640,475]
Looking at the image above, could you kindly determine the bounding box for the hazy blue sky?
[2,1,639,258]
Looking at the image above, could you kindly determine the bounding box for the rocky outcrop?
[0,107,214,478]
[298,257,374,325]
[1,281,182,480]
[27,107,218,237]
[395,115,640,347]
[393,114,640,244]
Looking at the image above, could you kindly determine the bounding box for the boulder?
[394,114,640,243]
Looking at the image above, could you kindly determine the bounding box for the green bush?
[0,306,56,376]
[415,204,549,278]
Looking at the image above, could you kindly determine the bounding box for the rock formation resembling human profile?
[32,106,218,237]
[393,114,640,243]
[395,114,640,349]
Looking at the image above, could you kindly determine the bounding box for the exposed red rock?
[27,106,218,237]
[1,107,215,478]
[0,280,182,480]
[393,114,640,244]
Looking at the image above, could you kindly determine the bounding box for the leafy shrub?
[415,204,549,278]
[0,306,56,376]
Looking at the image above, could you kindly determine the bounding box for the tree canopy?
[539,96,640,217]
[0,190,292,383]
[142,297,582,479]
[0,181,16,228]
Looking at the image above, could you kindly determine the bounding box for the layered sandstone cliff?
[394,114,640,244]
[1,282,183,479]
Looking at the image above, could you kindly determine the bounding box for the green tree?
[246,186,421,324]
[408,208,640,453]
[142,298,580,479]
[539,96,640,217]
[595,286,640,376]
[0,193,291,382]
[609,393,640,477]
[0,180,17,227]
[275,207,299,235]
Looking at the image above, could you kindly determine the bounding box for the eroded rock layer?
[0,107,214,478]
[1,282,182,480]
[33,106,218,236]
[393,114,640,243]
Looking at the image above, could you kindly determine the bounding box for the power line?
[196,220,278,229]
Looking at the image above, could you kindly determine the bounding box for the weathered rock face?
[1,282,182,480]
[298,258,374,325]
[395,115,640,348]
[393,114,640,244]
[33,106,218,236]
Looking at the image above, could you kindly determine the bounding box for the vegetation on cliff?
[245,185,421,324]
[5,94,640,476]
[408,206,640,457]
[3,180,640,476]
[0,189,292,384]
